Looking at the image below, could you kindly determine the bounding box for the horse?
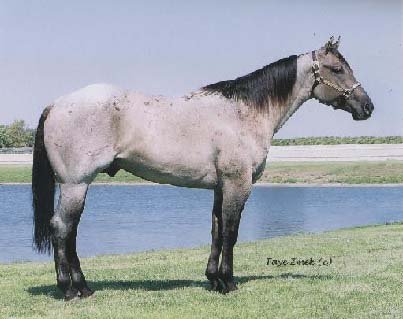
[32,37,374,300]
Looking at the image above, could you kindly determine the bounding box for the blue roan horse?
[32,37,373,300]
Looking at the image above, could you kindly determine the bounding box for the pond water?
[1,184,403,263]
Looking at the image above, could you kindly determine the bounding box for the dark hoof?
[208,279,223,292]
[64,287,79,301]
[79,287,95,298]
[220,281,238,294]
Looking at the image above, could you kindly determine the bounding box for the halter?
[311,51,361,100]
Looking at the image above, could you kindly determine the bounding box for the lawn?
[1,224,403,318]
[2,161,403,184]
[262,161,403,184]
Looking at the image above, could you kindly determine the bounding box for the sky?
[0,0,402,138]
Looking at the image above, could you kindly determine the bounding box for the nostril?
[364,103,373,114]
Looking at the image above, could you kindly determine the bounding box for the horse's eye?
[331,66,343,73]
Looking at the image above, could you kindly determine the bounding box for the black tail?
[32,105,55,254]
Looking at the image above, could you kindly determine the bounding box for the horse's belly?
[117,154,217,189]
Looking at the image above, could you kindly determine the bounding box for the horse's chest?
[252,156,267,183]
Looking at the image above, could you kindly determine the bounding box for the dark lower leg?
[205,189,223,291]
[219,227,238,293]
[67,226,93,297]
[53,236,78,300]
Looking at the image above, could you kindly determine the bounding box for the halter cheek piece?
[311,51,361,100]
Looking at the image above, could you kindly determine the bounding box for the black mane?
[203,55,297,110]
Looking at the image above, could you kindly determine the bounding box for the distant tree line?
[0,120,35,148]
[272,136,403,146]
[1,120,403,148]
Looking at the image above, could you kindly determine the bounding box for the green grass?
[94,170,145,183]
[2,224,403,318]
[0,165,32,183]
[3,161,403,184]
[263,161,403,184]
[0,165,145,184]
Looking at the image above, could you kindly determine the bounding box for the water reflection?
[0,184,403,263]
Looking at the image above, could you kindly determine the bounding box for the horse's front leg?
[218,174,251,293]
[205,188,223,291]
[51,184,89,301]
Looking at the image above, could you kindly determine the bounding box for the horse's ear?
[325,35,341,53]
[334,35,341,49]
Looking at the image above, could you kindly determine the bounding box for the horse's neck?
[233,53,314,166]
[272,53,314,134]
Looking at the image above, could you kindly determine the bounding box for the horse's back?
[54,83,124,107]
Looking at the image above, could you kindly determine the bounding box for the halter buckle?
[342,90,351,99]
[343,82,361,99]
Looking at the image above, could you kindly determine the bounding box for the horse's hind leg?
[205,188,223,291]
[66,203,93,298]
[51,183,89,300]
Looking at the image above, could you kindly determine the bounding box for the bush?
[0,120,35,148]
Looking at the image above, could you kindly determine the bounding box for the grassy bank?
[2,161,403,184]
[262,161,403,184]
[1,224,403,318]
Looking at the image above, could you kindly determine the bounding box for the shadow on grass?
[27,273,333,299]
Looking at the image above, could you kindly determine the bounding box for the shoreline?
[2,181,403,187]
[1,222,399,265]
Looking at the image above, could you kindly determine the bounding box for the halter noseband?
[311,51,361,100]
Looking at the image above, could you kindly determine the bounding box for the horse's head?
[311,36,374,120]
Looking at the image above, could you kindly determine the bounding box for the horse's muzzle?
[363,101,374,117]
[352,104,372,121]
